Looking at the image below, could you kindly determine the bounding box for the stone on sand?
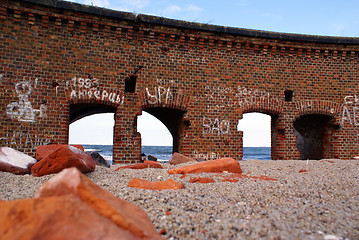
[169,152,197,165]
[31,145,96,177]
[89,151,110,168]
[128,178,185,190]
[35,144,84,161]
[0,147,37,175]
[115,160,163,171]
[0,167,163,240]
[168,158,242,175]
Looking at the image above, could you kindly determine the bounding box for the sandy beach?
[1,159,358,239]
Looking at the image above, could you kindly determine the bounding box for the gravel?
[1,159,358,240]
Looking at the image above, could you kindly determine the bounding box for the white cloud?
[160,3,203,21]
[163,5,182,15]
[185,4,202,13]
[83,0,110,8]
[113,0,149,12]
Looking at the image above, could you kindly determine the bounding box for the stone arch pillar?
[113,93,142,163]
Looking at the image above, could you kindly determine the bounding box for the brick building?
[1,0,358,163]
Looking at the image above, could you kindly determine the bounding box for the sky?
[68,0,359,147]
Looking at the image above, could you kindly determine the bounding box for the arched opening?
[293,114,334,160]
[138,107,186,160]
[138,111,173,161]
[237,112,272,160]
[69,103,116,164]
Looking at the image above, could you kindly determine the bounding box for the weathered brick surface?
[0,0,358,162]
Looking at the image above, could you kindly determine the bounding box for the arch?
[138,88,190,154]
[141,107,187,153]
[70,103,117,123]
[294,100,342,124]
[238,112,271,160]
[233,97,284,120]
[69,97,119,123]
[233,106,282,160]
[293,113,338,160]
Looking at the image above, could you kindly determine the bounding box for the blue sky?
[69,0,359,147]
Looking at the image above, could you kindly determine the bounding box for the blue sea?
[82,145,271,164]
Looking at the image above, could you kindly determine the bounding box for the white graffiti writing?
[344,94,359,105]
[200,85,271,113]
[67,77,124,104]
[1,131,53,149]
[145,86,173,104]
[6,80,47,122]
[70,88,124,104]
[235,86,270,107]
[341,94,359,127]
[193,151,219,160]
[202,117,230,135]
[341,106,359,126]
[66,77,99,89]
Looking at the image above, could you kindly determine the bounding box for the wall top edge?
[19,0,359,45]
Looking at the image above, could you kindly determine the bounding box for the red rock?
[189,177,215,183]
[35,144,84,161]
[250,175,278,181]
[0,168,163,240]
[320,160,335,163]
[168,158,242,175]
[299,169,308,173]
[169,152,197,165]
[128,178,185,190]
[115,160,163,171]
[0,147,37,175]
[222,178,239,183]
[31,145,95,177]
[165,211,171,216]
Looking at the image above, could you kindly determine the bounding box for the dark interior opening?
[293,114,333,160]
[125,75,137,93]
[143,107,186,153]
[284,90,294,102]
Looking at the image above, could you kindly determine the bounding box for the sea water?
[82,145,271,164]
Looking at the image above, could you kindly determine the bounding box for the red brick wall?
[1,0,358,162]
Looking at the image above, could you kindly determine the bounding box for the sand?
[1,159,358,239]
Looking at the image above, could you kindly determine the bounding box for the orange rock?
[189,177,215,183]
[31,145,95,177]
[35,144,84,161]
[222,178,239,183]
[0,168,164,240]
[169,152,197,165]
[115,160,163,171]
[128,178,185,190]
[168,158,242,175]
[250,175,278,181]
[221,173,278,181]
